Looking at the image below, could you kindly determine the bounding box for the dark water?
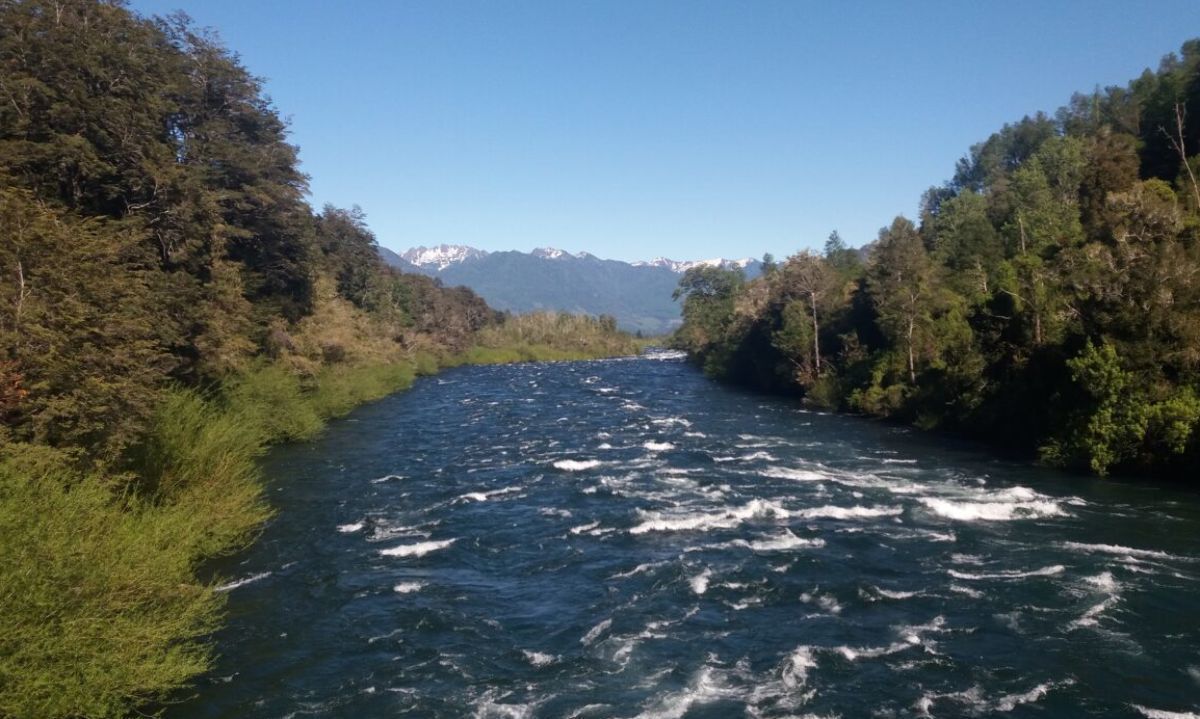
[173,352,1200,718]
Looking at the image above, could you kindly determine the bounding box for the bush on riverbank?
[463,312,640,364]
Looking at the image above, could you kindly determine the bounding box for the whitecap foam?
[871,586,920,600]
[732,530,825,552]
[916,679,1071,715]
[1060,541,1183,561]
[947,565,1064,580]
[689,568,713,595]
[458,486,522,502]
[553,459,602,471]
[992,680,1074,711]
[393,581,426,594]
[920,497,1065,521]
[472,691,535,718]
[581,617,613,645]
[781,646,818,689]
[762,466,828,482]
[632,666,735,719]
[1083,571,1120,592]
[833,636,919,661]
[795,505,902,520]
[522,650,560,667]
[368,521,433,543]
[215,571,271,592]
[611,561,667,579]
[651,417,692,428]
[1133,706,1200,719]
[628,499,791,535]
[642,349,688,361]
[1066,595,1120,631]
[629,512,740,535]
[799,591,842,614]
[379,538,456,558]
[949,584,984,598]
[569,520,601,535]
[643,441,675,451]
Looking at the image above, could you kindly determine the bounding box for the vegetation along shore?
[672,40,1200,480]
[0,2,633,715]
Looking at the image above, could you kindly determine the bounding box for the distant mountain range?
[377,244,760,335]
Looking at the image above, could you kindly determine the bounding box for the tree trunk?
[1167,103,1200,211]
[907,315,916,384]
[809,293,821,375]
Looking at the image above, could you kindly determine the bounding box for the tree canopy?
[673,39,1200,478]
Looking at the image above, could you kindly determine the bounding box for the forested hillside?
[380,245,762,335]
[673,41,1200,478]
[0,2,633,716]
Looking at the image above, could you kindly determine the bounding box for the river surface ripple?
[174,352,1200,718]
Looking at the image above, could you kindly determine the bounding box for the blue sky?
[130,1,1200,262]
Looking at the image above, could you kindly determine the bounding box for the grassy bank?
[0,360,427,717]
[459,312,641,365]
[0,325,635,718]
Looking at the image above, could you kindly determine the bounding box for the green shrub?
[0,444,226,718]
[308,363,417,419]
[224,364,324,443]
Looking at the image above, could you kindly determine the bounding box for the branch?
[1159,102,1200,210]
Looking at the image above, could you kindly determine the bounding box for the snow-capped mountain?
[531,247,598,261]
[401,244,490,271]
[378,244,761,334]
[631,257,757,273]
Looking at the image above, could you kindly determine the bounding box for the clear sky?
[129,0,1200,262]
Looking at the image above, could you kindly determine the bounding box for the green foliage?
[0,438,243,718]
[307,363,418,420]
[224,364,325,443]
[670,266,744,362]
[468,312,640,363]
[0,188,170,462]
[1145,389,1200,456]
[674,39,1200,479]
[1041,343,1148,474]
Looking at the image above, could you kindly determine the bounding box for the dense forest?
[673,39,1200,479]
[0,1,634,716]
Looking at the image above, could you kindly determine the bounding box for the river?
[172,351,1200,718]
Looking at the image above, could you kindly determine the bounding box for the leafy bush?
[0,444,225,718]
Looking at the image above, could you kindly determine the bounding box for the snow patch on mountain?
[632,257,757,273]
[531,247,599,260]
[401,244,489,270]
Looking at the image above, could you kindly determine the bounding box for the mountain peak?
[401,244,488,270]
[632,256,757,273]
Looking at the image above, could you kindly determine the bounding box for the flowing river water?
[173,351,1200,718]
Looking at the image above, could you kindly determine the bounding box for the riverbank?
[0,330,638,719]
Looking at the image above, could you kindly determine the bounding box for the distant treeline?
[0,2,632,716]
[673,40,1200,479]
